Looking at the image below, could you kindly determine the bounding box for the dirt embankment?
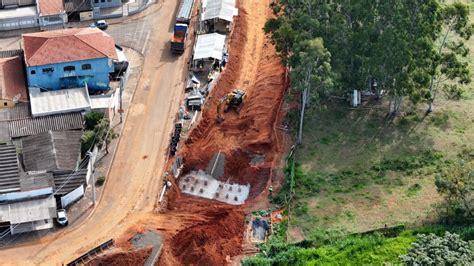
[159,0,288,264]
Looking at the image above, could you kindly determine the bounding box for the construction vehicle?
[171,0,194,53]
[216,89,246,123]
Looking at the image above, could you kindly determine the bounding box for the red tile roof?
[0,56,28,102]
[22,28,118,67]
[37,0,65,17]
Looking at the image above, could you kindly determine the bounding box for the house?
[200,0,237,34]
[22,28,118,92]
[0,187,57,234]
[190,33,226,71]
[36,0,68,29]
[0,56,28,108]
[0,4,38,31]
[22,130,82,172]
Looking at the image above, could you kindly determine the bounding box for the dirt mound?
[85,248,152,266]
[169,207,245,265]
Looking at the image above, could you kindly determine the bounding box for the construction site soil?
[160,0,288,264]
[88,0,288,264]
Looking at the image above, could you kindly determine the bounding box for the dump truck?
[171,0,194,53]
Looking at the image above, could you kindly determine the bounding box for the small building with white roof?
[191,33,227,71]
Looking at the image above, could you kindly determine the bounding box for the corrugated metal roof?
[202,0,236,22]
[176,0,194,22]
[0,144,21,194]
[19,171,54,192]
[29,87,91,118]
[8,112,83,138]
[0,104,31,122]
[53,169,87,196]
[193,33,226,61]
[22,130,82,172]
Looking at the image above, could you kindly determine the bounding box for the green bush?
[96,176,106,186]
[84,112,104,131]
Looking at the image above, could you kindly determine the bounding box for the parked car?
[90,20,108,31]
[56,209,68,226]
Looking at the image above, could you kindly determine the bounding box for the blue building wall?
[92,0,122,8]
[26,57,113,91]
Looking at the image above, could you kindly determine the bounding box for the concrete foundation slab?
[179,170,249,205]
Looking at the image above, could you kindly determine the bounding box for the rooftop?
[29,86,91,117]
[0,190,56,224]
[19,172,55,192]
[202,0,237,22]
[193,33,227,61]
[0,56,28,102]
[37,0,65,17]
[0,144,21,194]
[22,28,118,67]
[53,169,87,196]
[8,112,83,139]
[0,6,37,20]
[22,130,82,172]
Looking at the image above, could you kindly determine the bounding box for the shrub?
[84,112,104,131]
[96,176,106,186]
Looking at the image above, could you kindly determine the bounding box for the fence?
[66,239,114,266]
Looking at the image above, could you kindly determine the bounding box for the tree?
[290,38,333,143]
[400,232,473,265]
[266,0,472,115]
[435,160,473,222]
[427,2,473,113]
[84,112,104,131]
[80,118,117,156]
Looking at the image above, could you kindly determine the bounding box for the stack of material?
[169,123,182,157]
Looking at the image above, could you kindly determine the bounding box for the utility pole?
[91,168,96,205]
[119,77,124,124]
[88,151,97,205]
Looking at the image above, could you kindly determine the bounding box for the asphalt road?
[0,0,189,264]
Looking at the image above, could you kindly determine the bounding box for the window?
[30,70,36,75]
[101,0,105,2]
[64,65,75,72]
[94,0,99,3]
[3,102,7,107]
[82,64,92,70]
[42,67,54,73]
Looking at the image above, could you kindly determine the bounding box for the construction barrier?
[66,239,114,266]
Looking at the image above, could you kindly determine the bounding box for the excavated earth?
[87,0,288,264]
[159,0,288,264]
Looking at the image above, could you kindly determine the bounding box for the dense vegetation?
[265,0,473,114]
[244,1,474,264]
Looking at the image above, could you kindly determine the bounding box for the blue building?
[22,28,118,92]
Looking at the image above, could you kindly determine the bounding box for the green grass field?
[288,3,474,237]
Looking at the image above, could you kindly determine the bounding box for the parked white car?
[56,209,68,226]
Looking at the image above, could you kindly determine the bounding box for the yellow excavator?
[216,89,246,123]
